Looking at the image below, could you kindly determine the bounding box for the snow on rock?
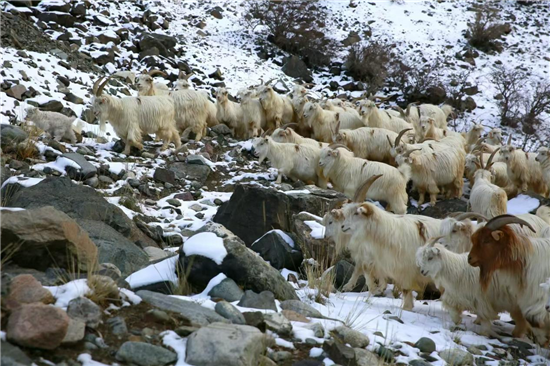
[507,194,541,215]
[183,232,227,265]
[126,256,179,289]
[252,229,295,249]
[45,279,91,309]
[161,331,193,366]
[1,176,44,189]
[304,220,326,239]
[32,156,81,175]
[77,354,112,366]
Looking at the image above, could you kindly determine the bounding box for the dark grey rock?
[154,168,177,185]
[264,312,292,336]
[67,297,102,329]
[323,339,356,366]
[215,301,246,325]
[250,230,302,271]
[409,359,432,366]
[439,349,474,366]
[137,290,229,326]
[211,124,232,136]
[282,55,313,83]
[1,125,28,149]
[332,326,369,348]
[237,290,277,311]
[187,154,210,166]
[6,84,27,100]
[62,153,97,180]
[1,340,33,366]
[279,300,323,318]
[333,260,366,292]
[116,341,177,366]
[208,277,243,302]
[408,199,468,218]
[106,316,128,337]
[168,162,210,187]
[415,337,436,354]
[39,100,64,112]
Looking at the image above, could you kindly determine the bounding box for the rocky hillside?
[1,0,550,366]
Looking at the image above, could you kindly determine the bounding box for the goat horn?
[507,134,512,145]
[485,214,536,233]
[394,128,413,147]
[395,106,406,118]
[427,235,445,247]
[403,148,422,157]
[178,71,185,79]
[281,123,298,130]
[328,144,350,151]
[485,147,500,170]
[334,119,341,136]
[148,69,167,77]
[479,150,485,170]
[451,212,488,222]
[261,128,273,137]
[92,77,102,96]
[386,135,393,148]
[96,76,112,96]
[353,174,383,203]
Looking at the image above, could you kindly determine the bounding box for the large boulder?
[408,198,468,218]
[1,206,98,272]
[213,184,345,246]
[282,55,313,83]
[292,212,335,261]
[4,177,156,247]
[250,230,302,271]
[185,322,266,366]
[139,33,177,57]
[0,125,28,150]
[178,223,299,301]
[168,162,211,187]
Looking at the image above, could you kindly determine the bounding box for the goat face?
[91,96,110,120]
[216,88,229,103]
[272,128,290,143]
[174,79,190,91]
[341,203,374,233]
[25,106,39,119]
[470,124,484,138]
[251,137,269,163]
[416,244,443,277]
[487,128,502,145]
[439,218,474,253]
[136,75,153,93]
[358,101,375,117]
[258,87,273,104]
[465,154,481,174]
[332,132,346,145]
[499,145,515,162]
[302,102,316,120]
[535,147,549,163]
[318,147,339,173]
[322,208,345,240]
[468,226,510,268]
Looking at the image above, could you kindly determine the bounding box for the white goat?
[271,124,327,150]
[463,123,486,153]
[252,135,327,187]
[303,102,363,142]
[319,145,409,214]
[91,77,180,154]
[486,128,503,146]
[359,100,412,134]
[395,103,453,130]
[25,107,77,143]
[216,88,245,139]
[136,70,170,96]
[258,86,294,130]
[535,147,550,194]
[238,89,267,138]
[173,73,218,128]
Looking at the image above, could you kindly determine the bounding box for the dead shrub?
[244,0,335,67]
[520,81,550,135]
[466,6,509,53]
[389,59,446,105]
[490,65,524,127]
[345,41,392,95]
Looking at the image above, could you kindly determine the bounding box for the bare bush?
[466,6,509,53]
[345,41,392,95]
[520,81,550,134]
[245,0,335,67]
[389,59,446,105]
[490,65,524,127]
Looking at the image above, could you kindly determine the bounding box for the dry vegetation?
[466,6,510,53]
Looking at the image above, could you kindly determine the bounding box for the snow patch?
[507,195,540,215]
[183,232,227,265]
[304,221,326,239]
[126,256,179,289]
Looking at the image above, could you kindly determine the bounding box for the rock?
[333,260,366,292]
[251,230,303,271]
[168,162,211,187]
[186,322,266,366]
[1,206,98,272]
[211,123,232,135]
[174,192,194,201]
[154,168,177,185]
[280,300,323,318]
[187,154,210,166]
[323,338,357,366]
[5,177,156,248]
[1,125,28,149]
[237,290,277,311]
[282,309,310,323]
[292,212,335,262]
[425,86,446,105]
[7,303,69,350]
[409,199,468,218]
[210,8,223,19]
[66,297,102,329]
[1,341,33,366]
[62,152,97,180]
[409,360,432,366]
[144,246,170,262]
[6,84,27,100]
[116,341,177,366]
[208,277,243,302]
[137,290,228,326]
[355,348,379,366]
[264,312,292,336]
[415,337,436,354]
[39,100,64,112]
[461,97,477,111]
[439,349,474,366]
[9,159,29,171]
[179,223,298,300]
[243,312,266,331]
[5,274,55,310]
[214,184,345,246]
[166,198,181,207]
[71,2,86,17]
[342,31,361,46]
[64,92,84,104]
[62,318,86,344]
[78,220,149,277]
[282,55,313,83]
[106,316,128,336]
[139,33,176,57]
[215,301,246,324]
[377,345,395,363]
[270,351,292,363]
[332,326,370,348]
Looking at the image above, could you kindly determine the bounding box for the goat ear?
[101,97,107,103]
[358,205,371,216]
[491,230,504,241]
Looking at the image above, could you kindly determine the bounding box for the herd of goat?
[23,69,550,345]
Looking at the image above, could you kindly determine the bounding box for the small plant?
[466,6,509,53]
[345,41,393,95]
[15,124,41,160]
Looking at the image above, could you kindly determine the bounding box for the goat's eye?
[428,257,432,261]
[329,221,333,225]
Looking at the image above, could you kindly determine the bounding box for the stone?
[243,312,266,331]
[323,338,356,366]
[62,152,97,180]
[185,322,266,366]
[214,184,345,246]
[292,212,335,262]
[116,341,177,366]
[269,351,292,363]
[280,300,323,318]
[6,84,27,100]
[179,223,298,300]
[215,301,246,324]
[106,316,128,336]
[264,312,292,336]
[333,260,366,292]
[1,125,28,149]
[5,274,55,310]
[251,230,303,271]
[415,337,436,354]
[408,199,468,218]
[174,192,194,201]
[210,8,223,19]
[282,309,310,323]
[342,31,361,46]
[62,318,86,344]
[208,68,224,81]
[211,123,232,135]
[439,349,474,366]
[187,154,210,166]
[208,277,243,302]
[144,246,170,261]
[64,92,84,104]
[39,100,64,112]
[332,326,370,348]
[154,168,177,185]
[355,348,379,366]
[409,359,432,366]
[1,341,33,366]
[377,345,395,363]
[175,325,200,337]
[1,206,98,272]
[168,162,211,187]
[66,297,102,329]
[237,290,277,311]
[166,198,181,207]
[282,55,313,83]
[139,33,176,57]
[137,290,229,326]
[7,303,70,350]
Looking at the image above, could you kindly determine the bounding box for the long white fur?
[258,86,294,130]
[25,107,77,143]
[173,79,218,128]
[398,103,452,131]
[239,89,267,138]
[271,127,327,150]
[500,144,548,196]
[215,87,245,138]
[303,102,363,142]
[536,147,550,196]
[136,74,170,96]
[358,100,412,134]
[469,169,508,219]
[332,127,398,165]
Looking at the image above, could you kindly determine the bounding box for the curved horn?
[485,214,536,233]
[451,212,488,222]
[92,77,103,96]
[328,144,351,151]
[485,147,500,170]
[281,123,298,130]
[386,135,394,148]
[394,128,413,147]
[353,174,383,203]
[178,71,185,79]
[403,148,422,157]
[395,106,406,118]
[96,76,112,96]
[148,69,167,77]
[261,128,273,137]
[479,150,485,169]
[506,134,512,145]
[334,119,341,136]
[427,235,445,247]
